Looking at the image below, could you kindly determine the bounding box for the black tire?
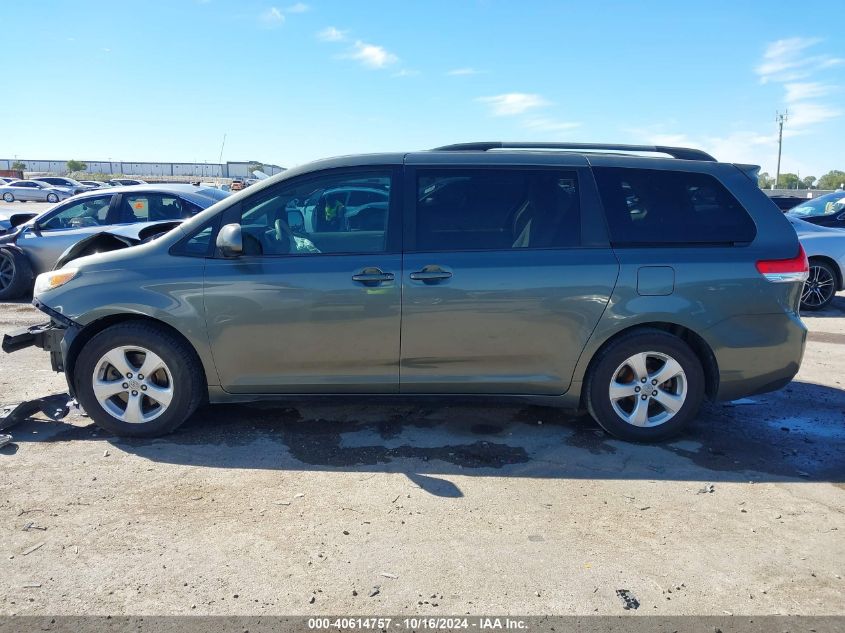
[2,193,13,202]
[0,248,34,300]
[585,329,705,442]
[73,322,205,437]
[46,193,59,203]
[801,260,838,311]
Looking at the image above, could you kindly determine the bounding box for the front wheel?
[801,260,837,311]
[0,248,34,299]
[2,193,13,202]
[46,193,59,203]
[74,322,205,437]
[585,329,705,442]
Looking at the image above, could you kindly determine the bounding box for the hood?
[53,220,183,269]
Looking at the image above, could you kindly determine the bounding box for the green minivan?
[3,143,808,441]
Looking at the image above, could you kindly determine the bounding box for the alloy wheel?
[0,252,14,291]
[609,351,688,427]
[92,346,174,424]
[801,265,835,308]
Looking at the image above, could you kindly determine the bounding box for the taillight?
[756,244,809,283]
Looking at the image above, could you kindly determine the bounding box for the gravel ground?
[0,297,843,616]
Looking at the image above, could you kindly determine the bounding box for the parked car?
[3,142,808,442]
[0,180,73,203]
[107,178,147,187]
[0,184,229,299]
[230,179,246,191]
[0,177,18,186]
[78,180,113,189]
[787,191,845,229]
[787,215,845,310]
[32,177,96,195]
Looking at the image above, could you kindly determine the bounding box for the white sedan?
[788,215,845,310]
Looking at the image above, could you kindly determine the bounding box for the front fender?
[37,255,220,389]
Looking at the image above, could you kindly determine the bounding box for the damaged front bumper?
[2,300,79,373]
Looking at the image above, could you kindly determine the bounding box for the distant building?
[0,158,284,179]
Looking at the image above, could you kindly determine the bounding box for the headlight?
[34,268,79,294]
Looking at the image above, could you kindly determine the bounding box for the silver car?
[0,184,229,299]
[0,180,73,203]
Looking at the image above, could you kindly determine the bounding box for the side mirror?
[216,223,243,257]
[287,209,305,231]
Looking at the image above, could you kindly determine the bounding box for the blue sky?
[3,0,844,178]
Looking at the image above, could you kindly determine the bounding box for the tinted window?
[593,167,756,246]
[235,170,391,256]
[122,193,189,222]
[41,196,113,229]
[413,169,580,252]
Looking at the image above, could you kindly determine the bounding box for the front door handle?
[409,267,452,283]
[352,267,395,286]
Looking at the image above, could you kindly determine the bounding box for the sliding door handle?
[409,267,452,283]
[352,268,394,285]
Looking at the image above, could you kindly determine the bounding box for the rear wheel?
[2,193,13,202]
[586,329,705,442]
[74,322,205,437]
[801,260,837,310]
[0,248,33,300]
[46,193,59,203]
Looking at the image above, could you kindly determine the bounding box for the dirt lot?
[0,297,843,617]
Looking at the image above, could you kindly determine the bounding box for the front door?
[20,194,118,273]
[203,166,402,393]
[400,164,619,395]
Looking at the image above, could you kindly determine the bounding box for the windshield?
[789,192,845,218]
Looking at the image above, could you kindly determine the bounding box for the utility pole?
[775,110,788,189]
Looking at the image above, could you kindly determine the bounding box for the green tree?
[801,176,816,189]
[776,173,799,189]
[248,162,264,174]
[817,170,845,190]
[10,160,26,171]
[758,172,774,188]
[66,159,87,173]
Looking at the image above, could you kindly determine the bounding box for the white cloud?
[347,40,398,69]
[787,102,842,128]
[317,26,347,42]
[285,2,309,12]
[447,67,485,76]
[260,7,284,26]
[756,37,843,83]
[522,117,580,133]
[784,81,834,103]
[392,69,420,78]
[477,93,550,116]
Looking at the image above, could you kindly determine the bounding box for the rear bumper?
[707,312,807,401]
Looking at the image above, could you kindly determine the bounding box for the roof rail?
[431,142,716,162]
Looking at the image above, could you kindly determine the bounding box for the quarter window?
[412,169,581,252]
[234,171,391,256]
[593,167,756,246]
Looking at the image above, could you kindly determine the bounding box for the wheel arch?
[579,322,720,407]
[66,314,210,403]
[807,255,844,291]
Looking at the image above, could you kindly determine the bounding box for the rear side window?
[413,169,580,251]
[593,167,756,246]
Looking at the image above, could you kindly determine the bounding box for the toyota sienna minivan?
[3,142,809,441]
